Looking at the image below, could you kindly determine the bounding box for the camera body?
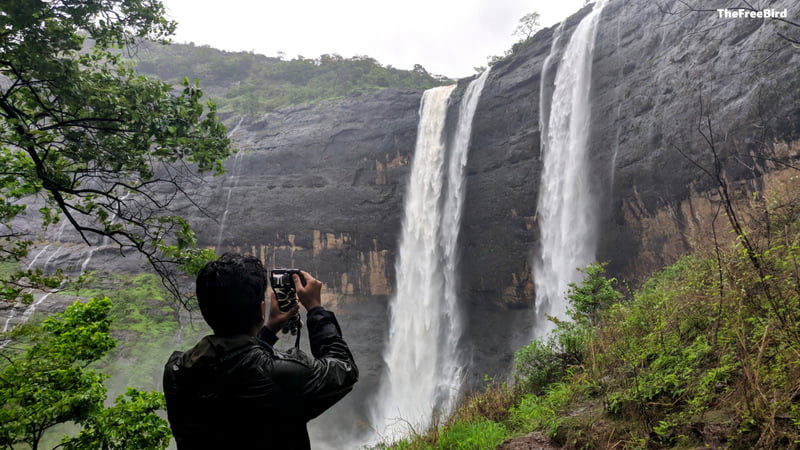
[269,268,305,335]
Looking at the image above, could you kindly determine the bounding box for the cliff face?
[14,0,800,392]
[190,88,421,307]
[590,0,799,283]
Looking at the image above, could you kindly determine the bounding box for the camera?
[269,268,305,335]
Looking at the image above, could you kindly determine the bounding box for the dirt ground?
[498,432,560,450]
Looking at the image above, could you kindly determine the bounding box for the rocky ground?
[499,432,559,450]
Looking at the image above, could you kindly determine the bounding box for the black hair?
[196,253,267,336]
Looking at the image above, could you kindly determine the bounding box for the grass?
[0,260,20,278]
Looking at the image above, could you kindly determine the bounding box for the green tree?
[134,44,452,117]
[514,262,622,394]
[0,297,171,449]
[0,297,169,449]
[0,0,232,301]
[513,12,541,42]
[62,388,171,450]
[566,262,623,325]
[477,10,541,73]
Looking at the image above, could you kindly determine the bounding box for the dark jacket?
[163,307,358,449]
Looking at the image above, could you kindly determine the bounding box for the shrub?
[435,419,508,450]
[510,382,572,438]
[513,338,564,395]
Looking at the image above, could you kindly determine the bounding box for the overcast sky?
[159,0,588,79]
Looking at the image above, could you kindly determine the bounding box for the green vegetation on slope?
[132,42,453,118]
[386,172,800,449]
[1,269,210,449]
[0,297,172,449]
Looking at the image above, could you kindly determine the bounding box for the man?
[163,253,358,449]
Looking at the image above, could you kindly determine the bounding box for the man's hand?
[266,292,300,333]
[294,270,323,311]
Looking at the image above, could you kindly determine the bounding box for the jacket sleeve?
[269,306,359,421]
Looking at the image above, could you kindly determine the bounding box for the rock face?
[589,0,800,283]
[13,0,800,433]
[189,88,422,306]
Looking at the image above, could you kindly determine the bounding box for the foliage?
[449,378,517,427]
[383,419,508,450]
[434,419,508,450]
[513,13,541,42]
[133,43,454,118]
[384,263,622,449]
[476,11,541,73]
[62,388,171,450]
[101,273,185,388]
[564,176,800,447]
[567,262,624,325]
[510,382,572,438]
[60,271,201,388]
[0,297,169,449]
[0,0,231,304]
[514,263,620,395]
[513,338,564,396]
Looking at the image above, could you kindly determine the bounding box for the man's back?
[164,306,358,449]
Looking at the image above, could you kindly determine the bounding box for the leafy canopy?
[133,44,454,118]
[0,0,232,300]
[0,297,171,449]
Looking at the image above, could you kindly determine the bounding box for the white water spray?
[370,70,490,442]
[533,2,606,336]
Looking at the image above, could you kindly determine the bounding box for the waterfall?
[215,148,245,250]
[77,191,131,274]
[370,70,490,443]
[79,245,101,273]
[370,85,454,440]
[3,193,131,339]
[532,1,606,336]
[438,69,490,415]
[1,291,56,347]
[538,21,566,160]
[42,246,62,272]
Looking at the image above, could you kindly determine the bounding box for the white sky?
[159,0,588,79]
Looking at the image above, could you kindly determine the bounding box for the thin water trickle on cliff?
[216,132,245,250]
[369,70,490,443]
[533,1,606,337]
